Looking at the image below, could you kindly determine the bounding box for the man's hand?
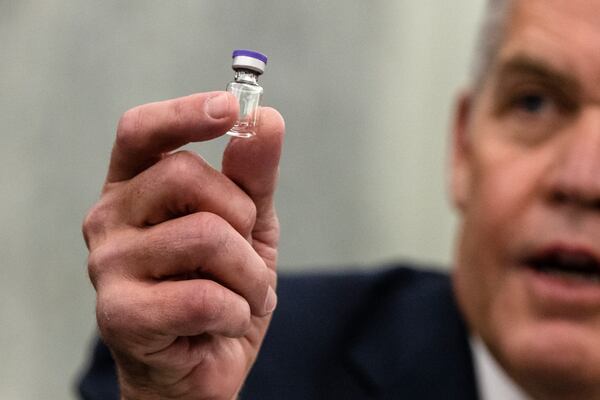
[82,91,284,400]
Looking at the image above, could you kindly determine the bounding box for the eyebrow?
[495,54,580,94]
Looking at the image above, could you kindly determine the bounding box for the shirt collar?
[470,336,531,400]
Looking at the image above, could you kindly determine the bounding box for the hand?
[82,91,285,399]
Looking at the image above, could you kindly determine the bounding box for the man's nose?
[546,109,600,212]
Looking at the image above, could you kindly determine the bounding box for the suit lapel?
[344,269,479,399]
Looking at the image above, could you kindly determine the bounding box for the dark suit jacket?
[78,265,479,399]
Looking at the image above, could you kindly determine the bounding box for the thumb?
[221,107,285,242]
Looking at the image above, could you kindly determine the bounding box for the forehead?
[497,0,600,88]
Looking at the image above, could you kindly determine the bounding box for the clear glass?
[226,70,263,138]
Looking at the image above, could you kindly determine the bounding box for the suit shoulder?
[259,263,452,362]
[244,263,456,399]
[275,263,450,313]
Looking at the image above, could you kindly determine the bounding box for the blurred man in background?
[79,0,600,398]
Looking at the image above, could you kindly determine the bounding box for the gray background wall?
[0,1,485,398]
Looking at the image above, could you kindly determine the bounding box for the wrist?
[118,369,243,400]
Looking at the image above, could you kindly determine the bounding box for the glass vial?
[226,49,267,138]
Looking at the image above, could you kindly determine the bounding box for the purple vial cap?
[232,49,268,64]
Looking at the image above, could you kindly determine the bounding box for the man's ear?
[449,91,473,212]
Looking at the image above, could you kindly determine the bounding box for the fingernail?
[205,93,229,119]
[264,286,277,314]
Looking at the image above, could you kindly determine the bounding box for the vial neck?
[234,69,260,85]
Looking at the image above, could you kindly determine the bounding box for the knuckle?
[116,106,145,152]
[96,288,128,343]
[195,213,228,251]
[163,151,207,184]
[96,284,149,352]
[191,282,251,334]
[238,197,257,235]
[86,250,102,287]
[86,242,120,285]
[197,211,227,236]
[189,282,225,324]
[82,202,111,247]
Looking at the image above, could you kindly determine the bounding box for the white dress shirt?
[470,336,531,400]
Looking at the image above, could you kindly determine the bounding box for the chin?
[488,308,600,398]
[454,262,600,398]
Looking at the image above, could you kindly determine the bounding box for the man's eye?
[513,93,549,113]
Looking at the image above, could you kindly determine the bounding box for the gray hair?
[471,0,514,90]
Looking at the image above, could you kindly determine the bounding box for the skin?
[452,1,600,398]
[83,92,284,399]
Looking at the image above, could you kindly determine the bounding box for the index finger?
[106,91,238,183]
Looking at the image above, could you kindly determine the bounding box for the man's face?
[452,0,600,397]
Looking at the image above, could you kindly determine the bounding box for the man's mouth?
[523,246,600,284]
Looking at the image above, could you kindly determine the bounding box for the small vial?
[226,49,267,138]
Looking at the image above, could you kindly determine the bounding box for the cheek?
[471,139,544,230]
[454,134,550,330]
[458,142,532,281]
